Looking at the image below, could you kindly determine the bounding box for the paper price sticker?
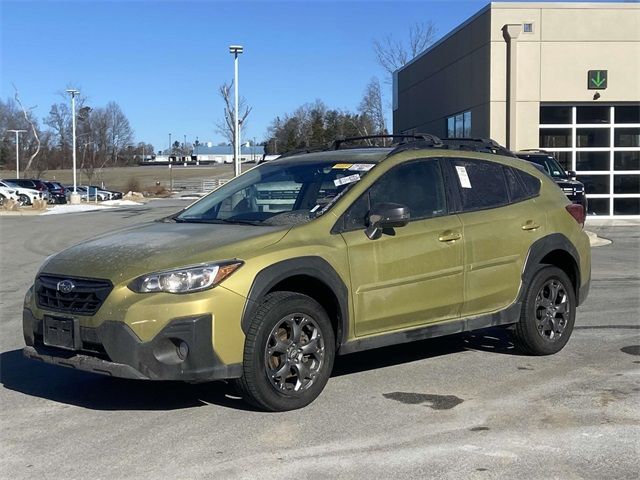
[349,163,375,172]
[334,174,361,187]
[455,166,472,188]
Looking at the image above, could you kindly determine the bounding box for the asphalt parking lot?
[0,200,638,480]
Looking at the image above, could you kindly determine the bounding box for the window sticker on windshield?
[349,163,375,172]
[334,174,361,187]
[310,204,321,213]
[455,166,472,188]
[332,163,353,169]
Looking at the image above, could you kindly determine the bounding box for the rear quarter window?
[515,169,542,197]
[505,166,540,202]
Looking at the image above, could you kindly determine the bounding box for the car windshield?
[175,159,376,226]
[527,155,567,179]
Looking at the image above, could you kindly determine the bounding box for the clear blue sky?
[0,0,617,152]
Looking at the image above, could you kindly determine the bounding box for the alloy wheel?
[534,279,570,342]
[264,313,325,393]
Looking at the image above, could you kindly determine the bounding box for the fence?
[169,178,230,193]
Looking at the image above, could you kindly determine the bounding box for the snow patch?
[41,204,116,215]
[101,199,143,206]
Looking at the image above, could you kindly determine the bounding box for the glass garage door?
[539,104,640,217]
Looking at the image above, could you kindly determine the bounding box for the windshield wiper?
[221,218,263,226]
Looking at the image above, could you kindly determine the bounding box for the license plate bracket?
[43,316,79,350]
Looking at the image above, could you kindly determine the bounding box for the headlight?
[128,261,243,294]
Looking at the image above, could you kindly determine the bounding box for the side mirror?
[567,170,577,179]
[365,202,410,240]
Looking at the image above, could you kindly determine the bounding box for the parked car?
[66,185,111,201]
[88,185,123,200]
[0,185,20,206]
[23,135,591,411]
[3,178,49,193]
[0,180,48,205]
[44,182,67,204]
[515,150,587,212]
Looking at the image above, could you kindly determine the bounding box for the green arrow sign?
[588,70,607,90]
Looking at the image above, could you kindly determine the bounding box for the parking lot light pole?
[229,45,243,177]
[7,129,26,179]
[66,89,81,204]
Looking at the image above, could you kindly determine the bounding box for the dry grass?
[0,165,234,192]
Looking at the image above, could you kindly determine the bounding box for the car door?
[447,158,547,317]
[338,158,464,337]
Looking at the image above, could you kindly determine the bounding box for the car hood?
[40,221,290,283]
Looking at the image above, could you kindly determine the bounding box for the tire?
[18,194,30,206]
[234,291,335,411]
[512,266,576,355]
[0,193,5,206]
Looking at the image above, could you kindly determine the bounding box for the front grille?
[36,275,113,315]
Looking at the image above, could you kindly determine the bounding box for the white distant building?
[192,144,266,164]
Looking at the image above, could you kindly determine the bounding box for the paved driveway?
[1,202,638,479]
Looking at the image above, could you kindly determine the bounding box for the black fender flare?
[521,233,583,304]
[240,256,350,347]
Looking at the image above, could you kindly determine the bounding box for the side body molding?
[241,257,350,348]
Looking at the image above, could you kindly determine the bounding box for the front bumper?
[23,309,242,382]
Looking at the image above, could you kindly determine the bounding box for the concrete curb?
[586,230,612,247]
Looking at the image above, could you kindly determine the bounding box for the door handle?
[521,220,540,231]
[438,231,462,242]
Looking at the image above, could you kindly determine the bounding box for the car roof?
[270,148,394,166]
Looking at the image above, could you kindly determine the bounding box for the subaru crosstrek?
[23,135,591,411]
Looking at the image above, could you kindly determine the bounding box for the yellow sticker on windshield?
[332,163,353,169]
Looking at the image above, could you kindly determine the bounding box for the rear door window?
[451,159,510,211]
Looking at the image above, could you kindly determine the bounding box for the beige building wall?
[488,2,640,150]
[395,2,640,149]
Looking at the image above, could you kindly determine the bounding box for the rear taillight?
[566,203,585,228]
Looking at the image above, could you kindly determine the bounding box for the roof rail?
[276,146,326,159]
[439,138,517,157]
[331,134,442,150]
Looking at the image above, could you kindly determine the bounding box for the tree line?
[0,87,151,183]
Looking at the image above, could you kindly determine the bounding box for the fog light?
[177,341,189,360]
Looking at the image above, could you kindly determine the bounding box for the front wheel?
[512,266,576,355]
[18,194,30,206]
[234,291,335,411]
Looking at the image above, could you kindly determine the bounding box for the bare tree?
[215,81,251,161]
[12,84,43,175]
[358,77,387,143]
[373,21,437,77]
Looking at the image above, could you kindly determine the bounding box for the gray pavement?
[0,200,638,480]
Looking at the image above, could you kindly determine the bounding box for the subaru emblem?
[57,280,75,294]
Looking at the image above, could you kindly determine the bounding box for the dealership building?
[393,2,640,217]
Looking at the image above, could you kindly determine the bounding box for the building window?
[539,104,640,217]
[446,111,471,138]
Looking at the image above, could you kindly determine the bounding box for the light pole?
[7,129,26,178]
[168,133,173,193]
[66,89,81,204]
[183,134,187,164]
[229,45,243,177]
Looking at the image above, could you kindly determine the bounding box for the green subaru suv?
[23,135,591,411]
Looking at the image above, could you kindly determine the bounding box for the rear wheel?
[234,291,335,411]
[513,266,576,355]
